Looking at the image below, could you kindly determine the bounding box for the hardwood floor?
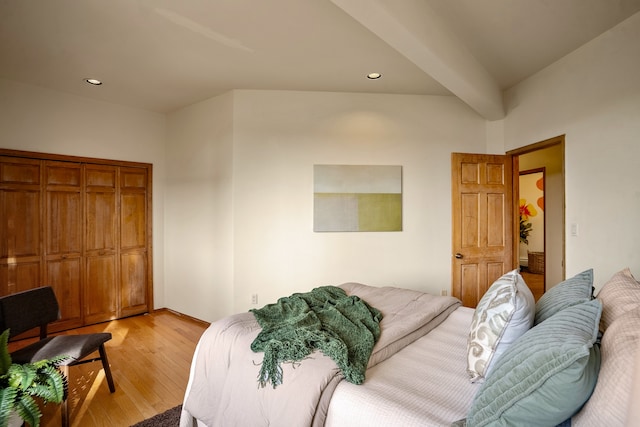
[10,310,209,427]
[520,269,545,301]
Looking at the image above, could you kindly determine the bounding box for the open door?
[451,153,515,307]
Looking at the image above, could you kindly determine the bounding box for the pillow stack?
[572,267,640,426]
[466,300,601,426]
[461,269,602,427]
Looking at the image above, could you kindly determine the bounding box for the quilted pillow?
[466,269,535,382]
[596,267,640,332]
[534,269,593,324]
[572,307,640,426]
[466,299,602,427]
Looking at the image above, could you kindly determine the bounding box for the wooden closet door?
[45,161,83,331]
[85,165,118,324]
[0,157,42,295]
[1,148,153,329]
[120,167,149,317]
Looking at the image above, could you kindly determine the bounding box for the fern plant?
[0,329,68,427]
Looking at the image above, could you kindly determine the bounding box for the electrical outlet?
[251,294,258,304]
[441,290,448,296]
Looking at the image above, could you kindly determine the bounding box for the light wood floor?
[521,270,545,301]
[10,310,209,427]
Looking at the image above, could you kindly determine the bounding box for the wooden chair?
[0,286,116,427]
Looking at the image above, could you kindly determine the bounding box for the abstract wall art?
[313,164,402,232]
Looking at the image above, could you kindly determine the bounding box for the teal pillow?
[466,299,602,427]
[534,269,593,324]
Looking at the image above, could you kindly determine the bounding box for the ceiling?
[1,0,639,119]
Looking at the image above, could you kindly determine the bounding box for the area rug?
[131,405,181,427]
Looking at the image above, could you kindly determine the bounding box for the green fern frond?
[33,354,69,368]
[14,394,41,427]
[30,365,66,403]
[7,363,37,390]
[0,387,18,427]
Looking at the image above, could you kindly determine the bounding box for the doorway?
[509,135,565,297]
[519,168,545,300]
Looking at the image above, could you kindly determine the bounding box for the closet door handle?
[454,253,463,259]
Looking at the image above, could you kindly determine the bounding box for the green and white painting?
[314,165,402,232]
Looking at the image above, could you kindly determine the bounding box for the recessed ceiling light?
[367,73,382,80]
[85,78,103,86]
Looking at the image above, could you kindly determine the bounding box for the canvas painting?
[314,165,402,232]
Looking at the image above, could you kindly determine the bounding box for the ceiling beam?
[331,0,505,120]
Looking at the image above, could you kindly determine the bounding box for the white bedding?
[325,306,478,427]
[180,284,461,427]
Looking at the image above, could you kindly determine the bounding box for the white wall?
[0,79,168,308]
[165,93,235,321]
[503,12,640,290]
[165,90,486,320]
[230,91,485,313]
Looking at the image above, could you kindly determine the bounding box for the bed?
[180,268,640,427]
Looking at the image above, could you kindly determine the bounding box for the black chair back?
[0,286,60,339]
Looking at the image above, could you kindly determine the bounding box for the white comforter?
[326,306,478,426]
[180,283,460,427]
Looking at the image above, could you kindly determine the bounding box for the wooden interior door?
[451,153,514,307]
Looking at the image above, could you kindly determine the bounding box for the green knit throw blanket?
[250,286,382,389]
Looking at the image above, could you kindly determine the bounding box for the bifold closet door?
[1,150,152,330]
[45,161,83,331]
[119,166,149,318]
[0,157,42,296]
[85,164,118,324]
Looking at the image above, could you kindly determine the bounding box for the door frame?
[507,134,566,283]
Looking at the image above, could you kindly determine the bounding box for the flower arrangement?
[519,199,537,245]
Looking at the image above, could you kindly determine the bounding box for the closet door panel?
[120,191,148,315]
[0,157,42,296]
[120,167,149,316]
[0,190,43,295]
[2,262,41,295]
[85,165,118,323]
[86,192,117,251]
[45,161,83,330]
[2,190,40,257]
[120,252,147,316]
[46,191,82,253]
[121,193,146,248]
[85,255,117,323]
[47,258,82,330]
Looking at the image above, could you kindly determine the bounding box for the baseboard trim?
[152,307,211,326]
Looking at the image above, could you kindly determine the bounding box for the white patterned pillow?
[467,269,535,382]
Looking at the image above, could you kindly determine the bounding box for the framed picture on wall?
[313,165,402,232]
